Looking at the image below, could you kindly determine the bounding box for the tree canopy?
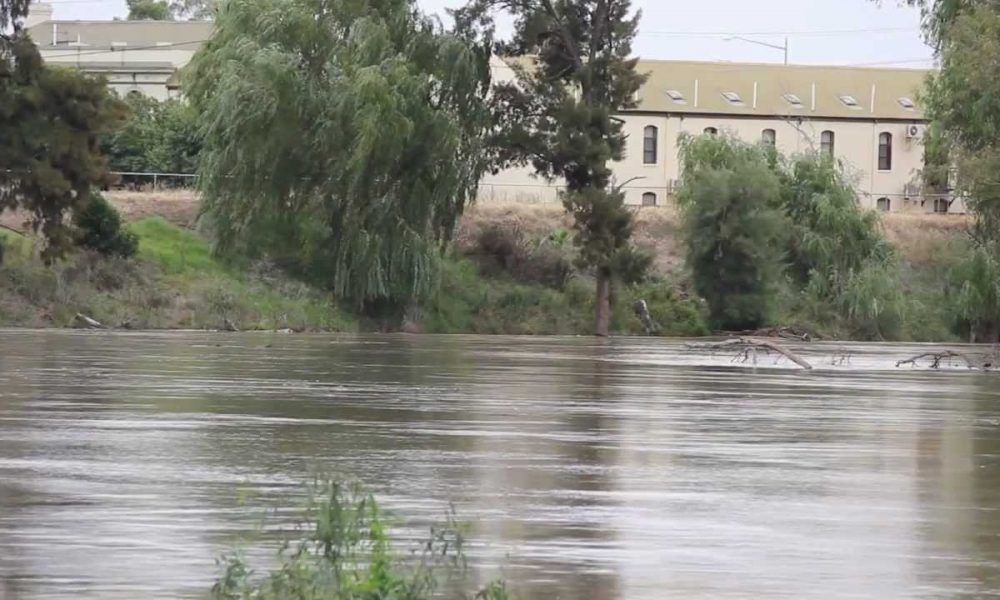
[1,0,124,261]
[186,0,494,311]
[126,0,174,20]
[456,0,650,336]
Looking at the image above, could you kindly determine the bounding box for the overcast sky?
[45,0,933,67]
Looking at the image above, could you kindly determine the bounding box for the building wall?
[40,48,196,100]
[483,114,934,212]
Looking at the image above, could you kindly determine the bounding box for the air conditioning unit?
[905,123,927,140]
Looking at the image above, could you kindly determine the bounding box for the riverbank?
[0,192,971,338]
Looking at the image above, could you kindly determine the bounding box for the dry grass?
[104,190,200,226]
[455,203,683,275]
[882,212,971,266]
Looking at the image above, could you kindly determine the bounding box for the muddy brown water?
[1,330,999,599]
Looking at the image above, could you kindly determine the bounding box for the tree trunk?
[595,269,611,337]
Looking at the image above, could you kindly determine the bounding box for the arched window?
[704,126,718,136]
[761,128,776,146]
[642,192,657,207]
[878,132,893,170]
[876,197,891,212]
[643,126,658,164]
[821,130,835,157]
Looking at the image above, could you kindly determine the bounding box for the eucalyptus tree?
[889,0,1000,339]
[1,0,123,261]
[186,0,494,312]
[456,0,651,336]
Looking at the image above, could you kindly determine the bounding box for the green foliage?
[676,134,787,331]
[126,0,173,20]
[212,479,508,600]
[74,194,138,258]
[104,93,201,174]
[780,155,893,294]
[0,36,125,261]
[921,3,1000,243]
[186,0,493,311]
[457,0,649,335]
[951,241,1000,342]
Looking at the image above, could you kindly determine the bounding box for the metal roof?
[634,60,929,120]
[26,20,212,49]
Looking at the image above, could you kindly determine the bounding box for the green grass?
[0,218,357,331]
[131,217,223,276]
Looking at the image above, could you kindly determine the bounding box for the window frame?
[642,192,657,207]
[876,197,891,212]
[761,128,776,146]
[878,132,893,171]
[821,130,835,157]
[704,126,718,136]
[643,125,658,165]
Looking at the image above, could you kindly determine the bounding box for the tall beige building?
[482,59,950,213]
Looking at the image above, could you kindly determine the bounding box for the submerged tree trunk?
[595,268,611,337]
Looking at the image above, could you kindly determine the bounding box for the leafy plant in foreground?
[212,479,509,600]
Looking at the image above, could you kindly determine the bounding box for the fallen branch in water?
[686,337,813,370]
[896,350,982,370]
[727,326,816,342]
[74,313,105,329]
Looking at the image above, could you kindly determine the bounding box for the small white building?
[482,59,950,213]
[25,3,211,100]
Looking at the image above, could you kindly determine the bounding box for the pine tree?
[1,0,124,261]
[457,0,650,336]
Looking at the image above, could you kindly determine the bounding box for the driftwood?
[687,337,813,370]
[74,313,105,329]
[632,299,661,335]
[221,318,239,332]
[728,326,815,342]
[896,350,985,370]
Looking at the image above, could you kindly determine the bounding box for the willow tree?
[676,134,786,331]
[457,0,649,336]
[1,0,123,261]
[186,0,493,312]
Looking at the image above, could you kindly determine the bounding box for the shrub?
[212,479,509,600]
[469,224,574,289]
[677,134,787,331]
[74,194,138,258]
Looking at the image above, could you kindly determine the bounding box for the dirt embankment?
[4,191,966,275]
[102,192,687,273]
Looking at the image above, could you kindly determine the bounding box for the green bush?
[74,194,138,258]
[677,134,787,331]
[212,479,508,600]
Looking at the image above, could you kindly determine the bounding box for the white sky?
[44,0,933,67]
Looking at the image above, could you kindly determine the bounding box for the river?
[0,330,998,598]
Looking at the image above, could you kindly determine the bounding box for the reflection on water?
[1,331,999,598]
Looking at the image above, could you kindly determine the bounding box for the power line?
[845,57,934,67]
[41,38,208,57]
[641,26,918,38]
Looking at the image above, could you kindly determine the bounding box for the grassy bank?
[0,218,356,331]
[0,193,976,339]
[0,214,705,335]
